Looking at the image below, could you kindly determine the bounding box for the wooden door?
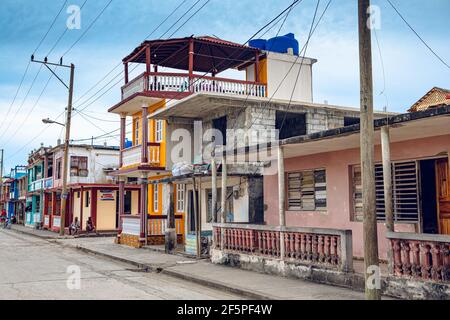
[436,158,450,235]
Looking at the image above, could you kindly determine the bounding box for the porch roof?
[123,36,261,74]
[148,172,260,185]
[236,105,450,159]
[148,92,387,121]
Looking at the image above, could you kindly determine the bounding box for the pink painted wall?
[264,134,450,259]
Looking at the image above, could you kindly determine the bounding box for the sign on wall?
[99,190,115,201]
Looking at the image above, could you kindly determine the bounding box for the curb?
[68,244,275,300]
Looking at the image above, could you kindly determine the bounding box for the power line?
[278,0,322,132]
[33,0,69,54]
[71,0,210,117]
[386,0,450,70]
[0,64,44,143]
[250,0,332,126]
[71,0,190,106]
[0,0,69,137]
[46,0,89,57]
[3,67,58,143]
[61,0,114,57]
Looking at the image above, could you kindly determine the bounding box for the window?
[344,116,360,126]
[134,118,140,144]
[276,111,306,139]
[70,156,88,177]
[155,120,163,142]
[153,185,159,212]
[287,169,327,211]
[176,184,185,213]
[85,191,90,208]
[352,161,419,222]
[212,116,227,145]
[56,158,62,179]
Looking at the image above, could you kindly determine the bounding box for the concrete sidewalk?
[8,225,368,300]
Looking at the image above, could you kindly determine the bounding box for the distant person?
[69,217,80,235]
[0,209,7,227]
[86,217,95,233]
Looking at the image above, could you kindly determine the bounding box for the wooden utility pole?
[358,0,381,300]
[31,57,74,236]
[381,125,394,272]
[59,64,75,236]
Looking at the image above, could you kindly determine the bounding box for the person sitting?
[69,217,80,235]
[86,217,95,233]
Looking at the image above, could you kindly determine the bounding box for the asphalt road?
[0,229,242,300]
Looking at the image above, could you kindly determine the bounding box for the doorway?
[419,157,450,235]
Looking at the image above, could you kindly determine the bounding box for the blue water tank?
[249,39,267,50]
[266,33,299,55]
[125,138,132,149]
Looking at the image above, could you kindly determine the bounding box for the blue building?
[8,165,27,220]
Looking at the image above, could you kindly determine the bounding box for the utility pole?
[32,56,75,236]
[358,0,381,300]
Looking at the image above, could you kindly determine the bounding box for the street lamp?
[42,118,65,127]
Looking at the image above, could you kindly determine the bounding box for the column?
[211,156,217,222]
[80,187,84,230]
[141,106,149,164]
[165,182,176,253]
[118,179,125,234]
[188,38,194,92]
[145,45,151,75]
[119,114,126,168]
[381,125,394,273]
[124,62,129,84]
[90,188,97,230]
[278,146,286,260]
[139,174,148,245]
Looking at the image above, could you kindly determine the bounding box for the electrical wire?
[386,0,450,70]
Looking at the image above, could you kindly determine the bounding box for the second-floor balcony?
[109,36,266,116]
[28,179,44,193]
[122,72,267,101]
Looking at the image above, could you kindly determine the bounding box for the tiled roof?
[408,87,450,112]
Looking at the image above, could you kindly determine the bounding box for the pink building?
[211,105,449,297]
[263,106,450,260]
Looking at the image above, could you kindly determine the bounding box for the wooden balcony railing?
[122,72,267,100]
[121,143,162,168]
[213,223,353,272]
[387,232,450,282]
[148,214,183,236]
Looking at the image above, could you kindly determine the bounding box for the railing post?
[141,105,148,164]
[339,230,353,272]
[119,113,126,168]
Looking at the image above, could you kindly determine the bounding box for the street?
[0,230,242,300]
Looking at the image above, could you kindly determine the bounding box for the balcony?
[28,179,44,193]
[122,72,267,101]
[44,177,53,190]
[121,142,162,169]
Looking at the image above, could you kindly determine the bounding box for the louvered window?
[287,169,327,211]
[352,161,419,222]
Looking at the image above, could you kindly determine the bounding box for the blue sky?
[0,0,449,172]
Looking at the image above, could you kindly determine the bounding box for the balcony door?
[436,158,450,235]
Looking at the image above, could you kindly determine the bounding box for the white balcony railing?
[44,177,53,190]
[29,179,44,192]
[122,72,267,100]
[122,145,142,167]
